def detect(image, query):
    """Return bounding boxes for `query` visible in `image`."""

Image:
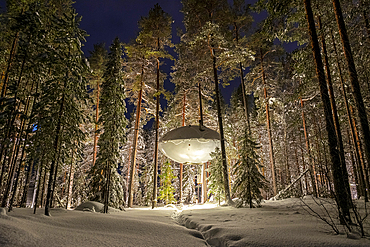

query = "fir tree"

[207,148,225,205]
[158,161,176,205]
[90,37,127,212]
[233,126,266,208]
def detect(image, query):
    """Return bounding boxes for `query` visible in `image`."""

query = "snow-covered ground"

[1,197,369,246]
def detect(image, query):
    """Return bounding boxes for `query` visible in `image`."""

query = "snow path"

[0,207,206,247]
[176,198,370,247]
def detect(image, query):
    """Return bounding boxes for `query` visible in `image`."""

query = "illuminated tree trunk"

[293,136,303,196]
[0,56,28,190]
[103,163,111,213]
[152,52,160,209]
[234,21,250,133]
[318,16,350,200]
[260,49,277,196]
[330,30,368,201]
[128,66,144,208]
[212,50,232,204]
[51,126,64,208]
[40,167,47,208]
[179,93,186,203]
[66,150,75,209]
[300,98,318,197]
[299,133,308,193]
[350,105,370,193]
[1,100,30,206]
[45,91,65,216]
[332,0,370,194]
[313,113,332,192]
[346,127,361,197]
[20,160,33,207]
[92,78,100,168]
[284,126,291,185]
[33,165,41,214]
[304,0,350,220]
[8,116,33,211]
[313,123,324,191]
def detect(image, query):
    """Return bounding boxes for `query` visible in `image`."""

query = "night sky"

[72,0,264,106]
[0,0,266,114]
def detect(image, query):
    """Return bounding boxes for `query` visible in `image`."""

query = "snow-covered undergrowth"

[74,201,121,213]
[1,198,369,247]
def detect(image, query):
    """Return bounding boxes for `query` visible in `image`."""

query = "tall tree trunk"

[92,78,100,168]
[300,98,318,197]
[45,92,65,216]
[103,163,111,214]
[234,22,250,133]
[347,127,361,197]
[20,159,33,207]
[332,0,370,191]
[284,125,291,185]
[179,92,186,203]
[350,105,370,192]
[8,159,23,211]
[260,49,277,196]
[313,121,324,192]
[33,165,41,214]
[0,58,28,189]
[152,53,160,209]
[240,62,250,133]
[1,130,22,207]
[318,16,351,201]
[212,50,232,204]
[304,0,351,221]
[50,127,64,208]
[128,65,144,208]
[293,135,303,196]
[8,120,32,211]
[66,149,75,209]
[299,133,309,193]
[1,32,19,98]
[6,80,35,209]
[40,166,47,208]
[330,30,368,201]
[314,112,332,193]
[198,82,204,126]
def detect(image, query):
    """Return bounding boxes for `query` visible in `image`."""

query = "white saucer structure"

[159,125,221,164]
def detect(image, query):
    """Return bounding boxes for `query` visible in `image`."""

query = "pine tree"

[127,3,173,208]
[90,37,127,212]
[88,43,108,169]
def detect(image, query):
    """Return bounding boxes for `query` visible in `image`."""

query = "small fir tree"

[233,126,266,208]
[207,148,225,205]
[158,161,176,205]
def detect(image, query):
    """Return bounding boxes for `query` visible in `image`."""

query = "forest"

[0,0,369,229]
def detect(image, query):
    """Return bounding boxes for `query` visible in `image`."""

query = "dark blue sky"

[0,0,269,113]
[74,0,185,53]
[73,0,263,106]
